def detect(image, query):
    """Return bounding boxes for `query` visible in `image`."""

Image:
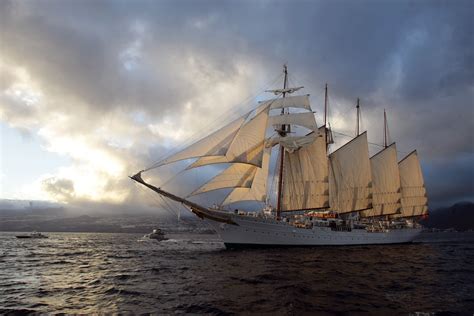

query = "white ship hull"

[205,214,422,248]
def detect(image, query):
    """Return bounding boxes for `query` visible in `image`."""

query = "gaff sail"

[360,143,401,217]
[328,132,373,214]
[396,150,428,217]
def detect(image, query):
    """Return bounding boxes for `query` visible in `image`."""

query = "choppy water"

[1,232,473,314]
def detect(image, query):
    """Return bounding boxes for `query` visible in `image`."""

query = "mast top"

[383,109,388,148]
[356,98,361,136]
[265,64,303,95]
[324,83,328,127]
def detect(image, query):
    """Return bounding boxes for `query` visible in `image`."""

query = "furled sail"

[221,147,272,205]
[282,127,329,211]
[268,112,317,131]
[157,112,250,166]
[265,86,304,95]
[189,163,257,196]
[328,132,372,213]
[266,134,318,152]
[360,143,401,217]
[397,150,428,217]
[259,95,311,111]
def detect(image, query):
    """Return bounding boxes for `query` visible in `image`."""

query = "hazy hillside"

[420,202,474,231]
[0,199,213,233]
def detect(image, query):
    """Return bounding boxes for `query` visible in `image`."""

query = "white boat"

[131,65,428,248]
[16,231,49,239]
[143,229,167,241]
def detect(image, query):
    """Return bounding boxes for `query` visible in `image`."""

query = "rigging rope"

[331,130,409,154]
[287,73,406,155]
[287,73,325,115]
[159,194,182,219]
[142,72,284,173]
[154,167,188,192]
[132,181,178,218]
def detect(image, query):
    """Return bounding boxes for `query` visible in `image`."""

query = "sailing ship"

[131,65,428,248]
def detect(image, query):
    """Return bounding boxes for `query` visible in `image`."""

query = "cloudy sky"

[0,0,472,212]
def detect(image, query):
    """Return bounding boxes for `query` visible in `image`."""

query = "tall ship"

[131,65,429,248]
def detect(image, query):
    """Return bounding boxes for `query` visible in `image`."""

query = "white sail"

[269,112,317,131]
[266,134,318,152]
[225,104,271,165]
[157,112,249,166]
[282,127,329,210]
[188,143,265,170]
[221,147,272,205]
[398,151,428,217]
[329,132,372,214]
[184,104,270,169]
[190,163,257,196]
[360,143,401,217]
[259,95,311,111]
[186,156,229,169]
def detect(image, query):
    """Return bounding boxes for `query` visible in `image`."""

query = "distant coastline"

[0,201,472,234]
[420,201,474,232]
[0,207,215,234]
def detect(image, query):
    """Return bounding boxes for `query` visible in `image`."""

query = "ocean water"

[1,232,473,314]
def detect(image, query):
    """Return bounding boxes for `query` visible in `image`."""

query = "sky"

[0,0,473,212]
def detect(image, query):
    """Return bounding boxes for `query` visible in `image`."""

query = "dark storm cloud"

[424,152,474,208]
[0,2,188,116]
[1,0,472,206]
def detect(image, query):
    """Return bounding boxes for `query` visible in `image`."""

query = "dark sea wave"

[0,232,473,314]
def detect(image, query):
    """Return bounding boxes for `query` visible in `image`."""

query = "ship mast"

[276,64,289,219]
[356,98,360,136]
[324,83,328,147]
[323,83,335,148]
[324,83,328,127]
[383,109,388,148]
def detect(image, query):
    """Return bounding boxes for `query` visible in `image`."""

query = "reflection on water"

[0,232,473,314]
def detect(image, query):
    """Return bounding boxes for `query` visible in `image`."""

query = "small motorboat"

[143,229,167,241]
[16,231,49,239]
